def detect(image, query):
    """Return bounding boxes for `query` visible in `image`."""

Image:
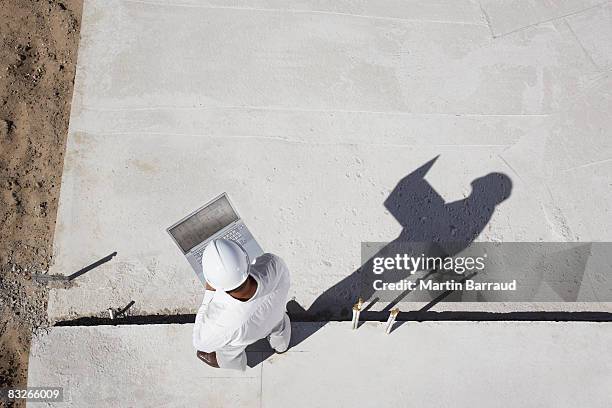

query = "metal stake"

[385,308,399,334]
[351,298,364,330]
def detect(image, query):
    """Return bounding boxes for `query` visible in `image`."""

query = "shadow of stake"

[32,252,118,283]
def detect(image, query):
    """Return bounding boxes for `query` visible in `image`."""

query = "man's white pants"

[216,313,291,370]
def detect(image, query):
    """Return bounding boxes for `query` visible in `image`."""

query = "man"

[193,239,291,370]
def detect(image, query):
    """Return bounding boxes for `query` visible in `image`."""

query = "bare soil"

[0,1,82,406]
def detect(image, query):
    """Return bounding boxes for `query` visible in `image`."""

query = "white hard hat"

[201,239,250,291]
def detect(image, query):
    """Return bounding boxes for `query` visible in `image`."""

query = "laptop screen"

[169,195,239,253]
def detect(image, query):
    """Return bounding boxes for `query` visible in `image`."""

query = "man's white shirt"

[193,253,290,354]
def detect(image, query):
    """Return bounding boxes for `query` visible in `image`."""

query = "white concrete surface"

[28,322,612,407]
[479,0,609,37]
[47,0,612,320]
[566,2,612,70]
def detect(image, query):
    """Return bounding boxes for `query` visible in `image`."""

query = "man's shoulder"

[251,253,289,291]
[254,253,288,274]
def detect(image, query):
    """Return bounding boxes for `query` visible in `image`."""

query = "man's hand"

[205,282,216,291]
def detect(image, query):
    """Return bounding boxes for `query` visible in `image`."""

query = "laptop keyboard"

[192,246,206,259]
[222,228,242,242]
[192,226,244,259]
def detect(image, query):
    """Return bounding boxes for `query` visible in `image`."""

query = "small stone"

[0,119,12,137]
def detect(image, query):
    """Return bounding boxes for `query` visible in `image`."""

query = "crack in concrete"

[562,158,612,172]
[73,130,514,148]
[543,184,575,241]
[491,0,612,39]
[497,154,525,183]
[477,0,495,38]
[79,104,557,117]
[123,0,489,27]
[564,18,600,70]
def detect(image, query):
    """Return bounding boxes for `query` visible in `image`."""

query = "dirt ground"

[0,0,82,405]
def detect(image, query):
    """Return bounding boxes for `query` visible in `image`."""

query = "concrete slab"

[47,0,612,321]
[27,324,261,407]
[479,0,607,37]
[28,322,612,407]
[566,2,612,70]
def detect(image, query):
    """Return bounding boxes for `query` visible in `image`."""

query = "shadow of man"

[302,155,513,319]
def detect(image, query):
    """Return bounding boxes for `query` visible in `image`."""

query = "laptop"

[167,193,264,285]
